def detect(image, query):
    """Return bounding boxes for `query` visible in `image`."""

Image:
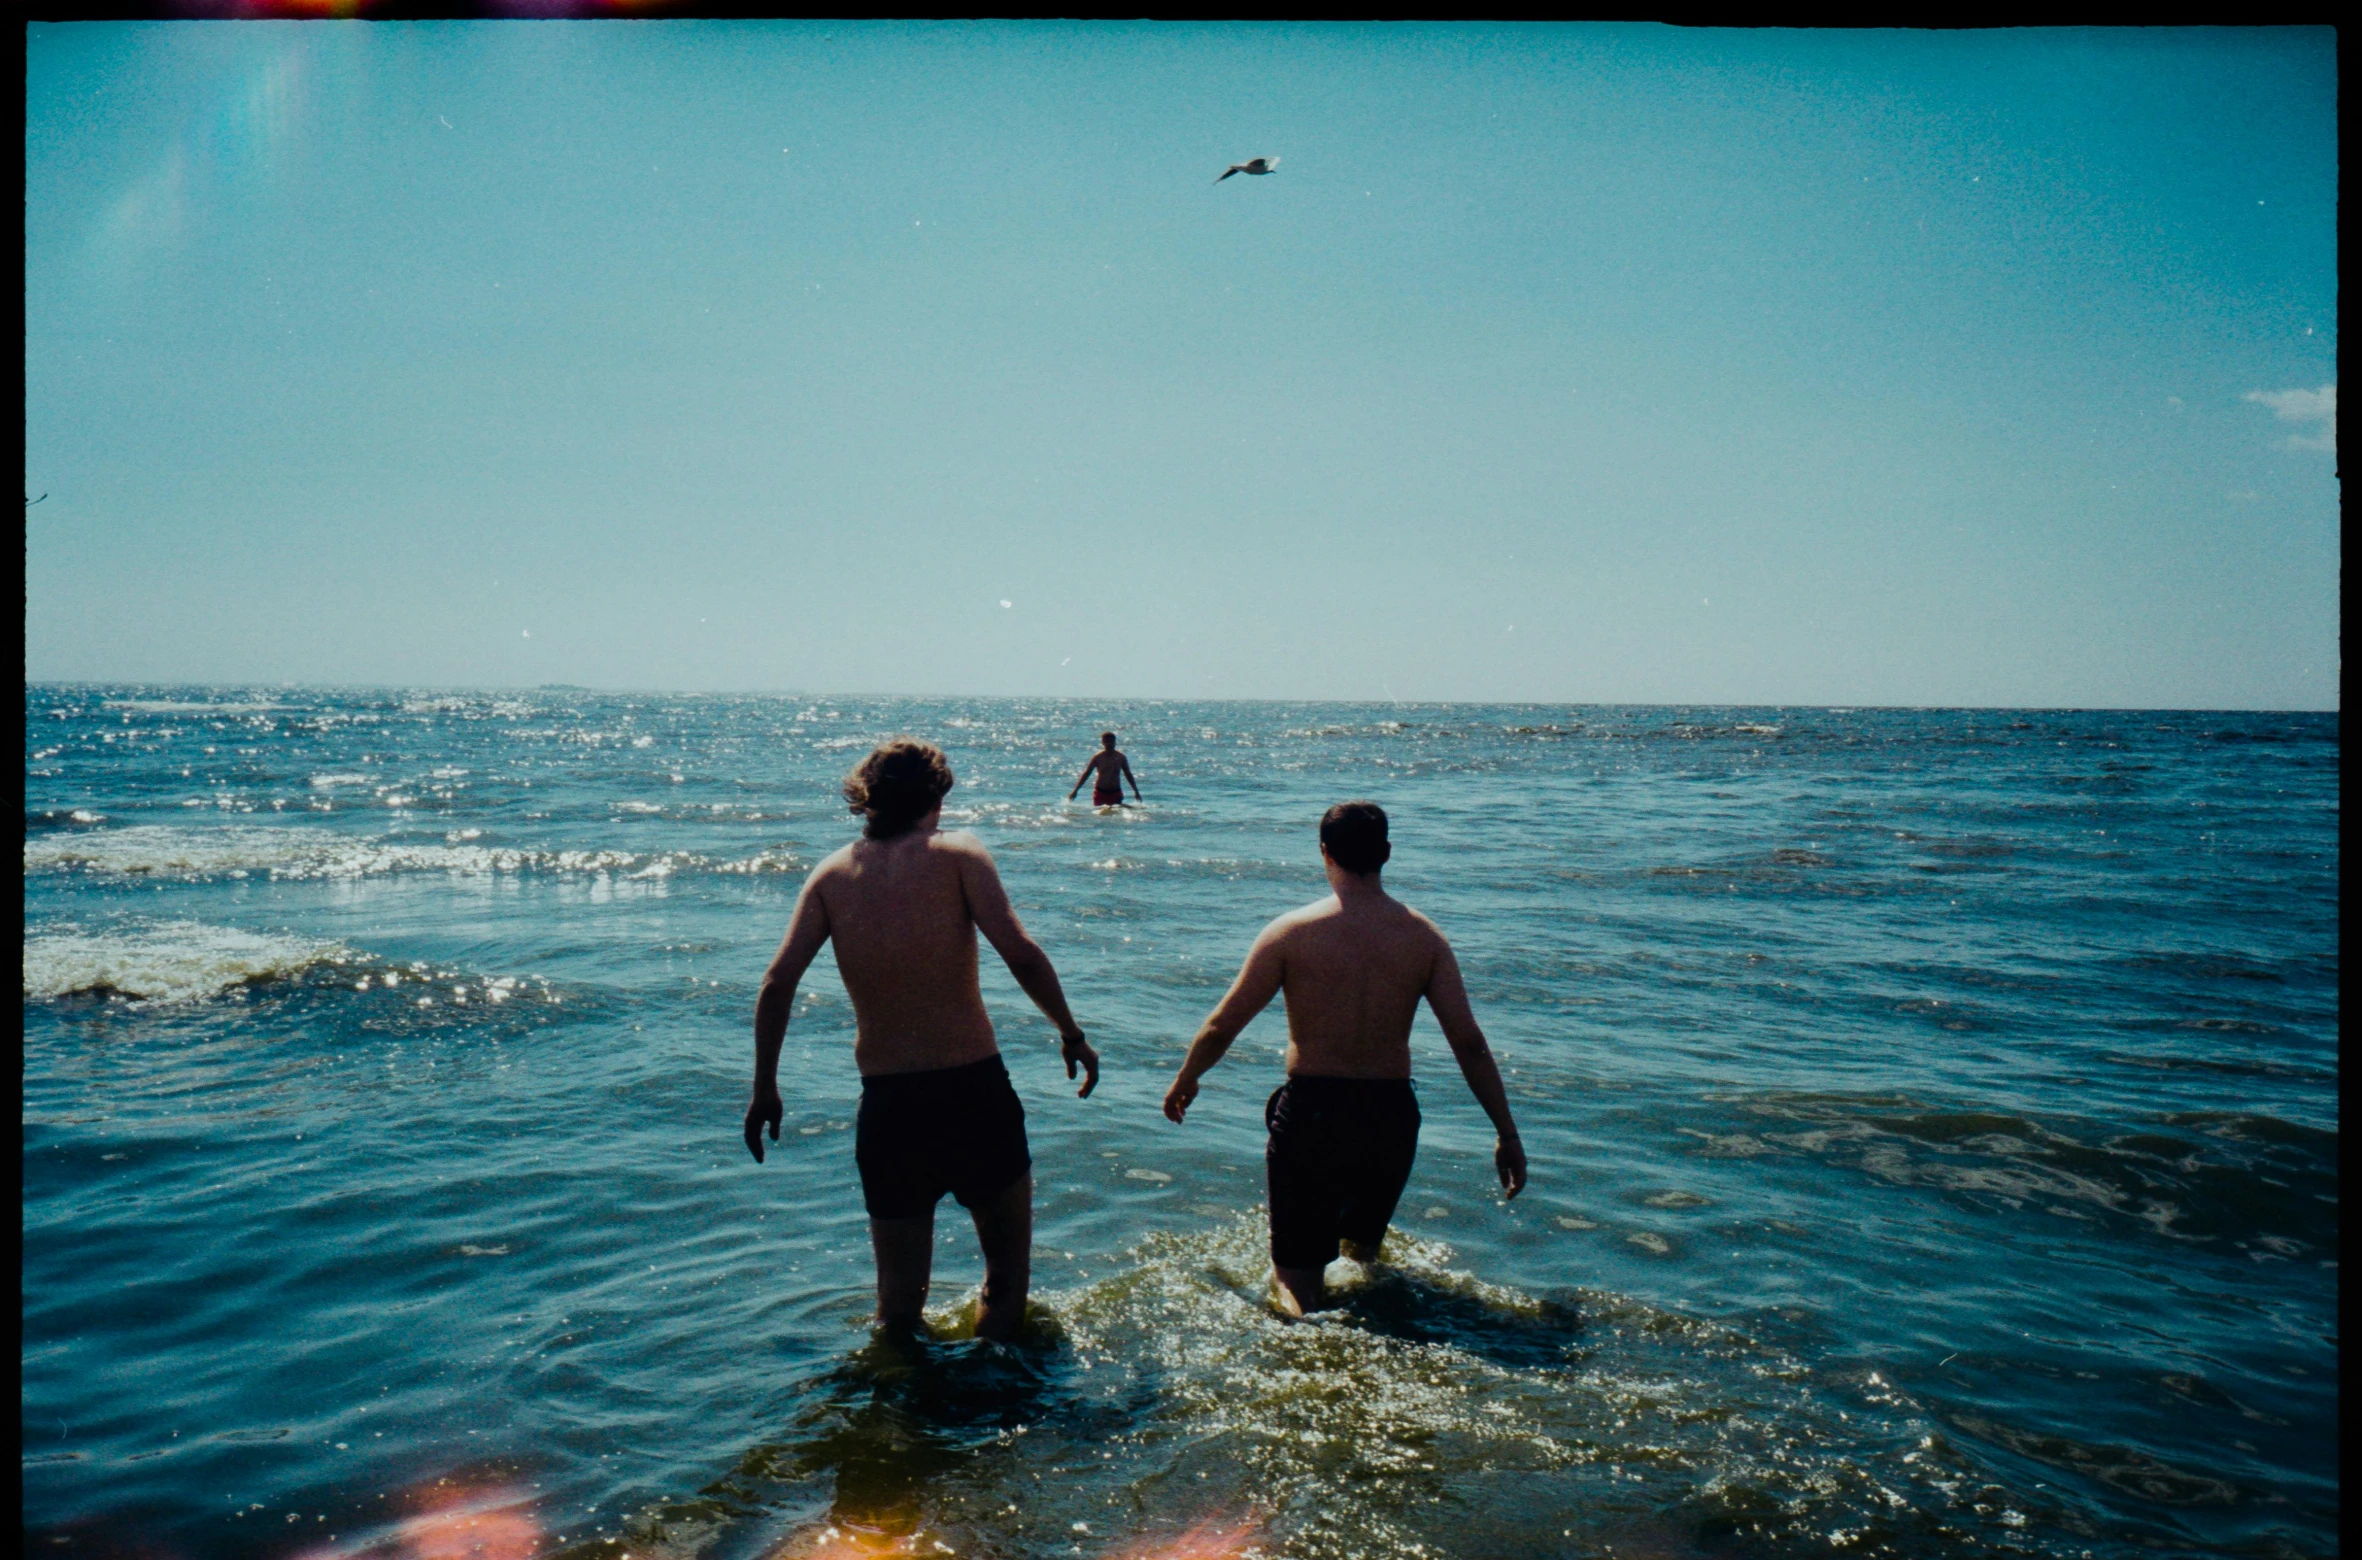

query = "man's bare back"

[747,818,1097,1104]
[1162,880,1509,1103]
[801,828,1006,1077]
[1247,893,1452,1080]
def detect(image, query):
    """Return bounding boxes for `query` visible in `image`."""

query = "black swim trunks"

[1264,1075,1420,1270]
[854,1054,1031,1220]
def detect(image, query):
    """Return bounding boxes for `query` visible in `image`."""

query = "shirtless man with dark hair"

[1069,732,1141,808]
[1162,801,1527,1316]
[745,738,1099,1342]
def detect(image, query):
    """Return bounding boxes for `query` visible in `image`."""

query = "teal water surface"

[22,689,2338,1559]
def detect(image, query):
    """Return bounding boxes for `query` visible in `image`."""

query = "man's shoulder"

[1351,893,1448,950]
[1264,895,1340,938]
[801,842,859,897]
[1396,900,1450,945]
[927,828,994,862]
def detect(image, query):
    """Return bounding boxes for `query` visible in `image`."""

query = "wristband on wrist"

[1061,1030,1087,1047]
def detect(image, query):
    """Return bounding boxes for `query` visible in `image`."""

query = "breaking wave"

[23,922,353,1004]
[22,824,803,881]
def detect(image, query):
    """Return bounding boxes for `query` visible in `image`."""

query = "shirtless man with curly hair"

[744,738,1098,1341]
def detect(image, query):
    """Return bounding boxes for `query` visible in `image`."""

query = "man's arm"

[1422,933,1528,1197]
[1162,926,1285,1123]
[959,839,1098,1097]
[1068,756,1100,800]
[1121,755,1143,799]
[745,872,833,1162]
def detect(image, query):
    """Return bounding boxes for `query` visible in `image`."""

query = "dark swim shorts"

[1093,787,1123,806]
[854,1055,1031,1220]
[1264,1075,1421,1270]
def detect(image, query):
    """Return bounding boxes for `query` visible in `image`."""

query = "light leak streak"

[288,1481,539,1560]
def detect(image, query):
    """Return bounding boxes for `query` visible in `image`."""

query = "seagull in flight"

[1216,156,1278,183]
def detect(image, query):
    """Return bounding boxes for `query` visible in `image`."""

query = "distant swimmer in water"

[745,738,1099,1342]
[1161,801,1527,1317]
[1069,731,1142,808]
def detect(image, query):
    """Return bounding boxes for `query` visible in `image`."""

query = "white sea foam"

[399,695,540,718]
[23,823,643,880]
[22,822,802,882]
[24,922,349,1003]
[104,700,284,715]
[715,848,804,875]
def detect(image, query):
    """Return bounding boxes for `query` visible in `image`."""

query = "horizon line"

[19,680,2342,716]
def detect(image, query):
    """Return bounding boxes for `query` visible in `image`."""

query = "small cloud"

[999,599,1012,609]
[2244,385,2335,453]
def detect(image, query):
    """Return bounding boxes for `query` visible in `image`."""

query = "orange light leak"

[393,1484,542,1560]
[769,1514,1260,1560]
[284,1484,540,1550]
[770,1524,926,1559]
[1102,1516,1264,1560]
[284,1483,541,1560]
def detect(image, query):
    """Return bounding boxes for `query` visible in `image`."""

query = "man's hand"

[1062,1033,1100,1098]
[1494,1134,1528,1199]
[744,1086,783,1163]
[1162,1072,1199,1124]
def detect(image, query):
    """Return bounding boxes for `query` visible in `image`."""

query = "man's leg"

[1271,1263,1327,1317]
[869,1213,935,1327]
[967,1173,1033,1342]
[1265,1083,1338,1317]
[1334,1089,1418,1274]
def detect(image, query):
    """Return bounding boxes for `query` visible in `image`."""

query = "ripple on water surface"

[518,1218,2142,1560]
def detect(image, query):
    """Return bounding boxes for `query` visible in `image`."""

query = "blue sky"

[24,23,2338,707]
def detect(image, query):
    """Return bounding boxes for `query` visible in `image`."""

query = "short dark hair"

[844,738,955,840]
[1319,801,1391,875]
[1100,731,1117,745]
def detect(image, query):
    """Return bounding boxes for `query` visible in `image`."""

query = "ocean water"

[22,688,2338,1560]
